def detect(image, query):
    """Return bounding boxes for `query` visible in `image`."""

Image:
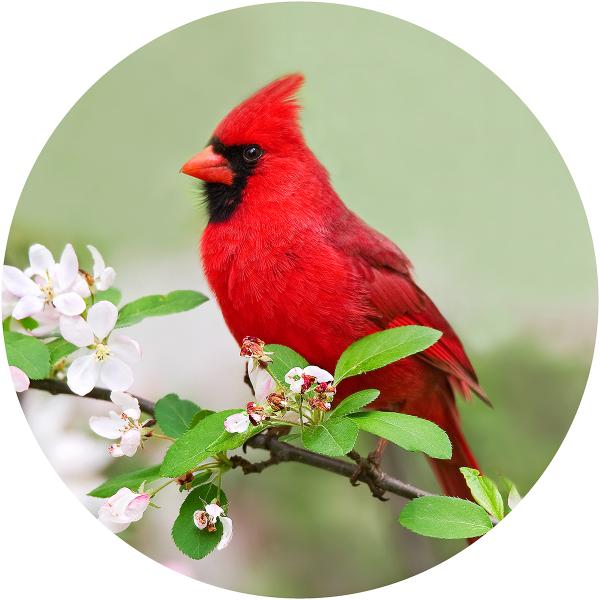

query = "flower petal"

[87,245,105,279]
[217,516,233,550]
[109,333,141,364]
[87,301,118,340]
[303,366,334,383]
[3,265,41,297]
[89,412,124,439]
[124,493,150,521]
[67,354,101,396]
[97,267,116,291]
[224,412,250,433]
[110,391,141,420]
[10,366,30,392]
[53,292,86,316]
[98,505,130,533]
[120,428,141,457]
[12,295,45,320]
[60,315,94,347]
[55,243,78,291]
[284,367,304,384]
[108,444,125,457]
[99,357,133,392]
[249,367,276,403]
[28,244,55,276]
[205,503,224,521]
[72,274,91,298]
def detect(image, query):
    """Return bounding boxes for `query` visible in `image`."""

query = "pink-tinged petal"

[205,503,224,521]
[89,411,124,439]
[87,301,118,340]
[217,517,233,550]
[12,295,45,320]
[224,412,250,433]
[30,306,60,336]
[108,444,124,457]
[97,267,116,291]
[99,357,133,392]
[3,265,41,297]
[193,510,208,530]
[124,493,150,521]
[72,274,91,298]
[59,315,94,347]
[55,243,78,291]
[28,244,55,276]
[289,380,303,394]
[53,292,86,316]
[87,245,106,279]
[249,367,276,402]
[2,288,19,317]
[67,354,101,396]
[10,366,30,392]
[303,366,333,383]
[109,333,141,364]
[110,391,141,420]
[120,428,141,457]
[98,505,130,533]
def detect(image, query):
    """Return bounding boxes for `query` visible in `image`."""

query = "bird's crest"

[214,73,305,148]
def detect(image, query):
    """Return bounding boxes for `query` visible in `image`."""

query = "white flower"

[60,301,141,396]
[87,245,116,291]
[247,360,276,402]
[193,503,233,550]
[89,391,143,457]
[3,243,89,320]
[284,365,333,393]
[98,487,150,533]
[10,366,30,392]
[224,412,251,434]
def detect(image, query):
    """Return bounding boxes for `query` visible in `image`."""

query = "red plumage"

[193,74,487,500]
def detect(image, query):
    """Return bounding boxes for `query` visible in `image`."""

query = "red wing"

[337,213,489,404]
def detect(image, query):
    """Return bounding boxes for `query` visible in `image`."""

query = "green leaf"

[88,464,163,498]
[46,337,78,363]
[301,417,359,456]
[172,484,228,559]
[19,317,39,330]
[350,411,451,459]
[334,326,442,384]
[2,317,10,332]
[399,496,493,539]
[264,344,309,387]
[328,389,380,419]
[115,290,209,328]
[94,287,122,305]
[160,410,240,477]
[189,409,215,429]
[460,467,505,520]
[155,394,201,438]
[4,331,50,379]
[278,432,302,445]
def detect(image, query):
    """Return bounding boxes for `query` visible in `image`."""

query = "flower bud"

[267,392,287,411]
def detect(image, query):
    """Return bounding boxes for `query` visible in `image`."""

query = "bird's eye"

[242,145,263,164]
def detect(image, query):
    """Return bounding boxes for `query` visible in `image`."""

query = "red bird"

[181,74,488,499]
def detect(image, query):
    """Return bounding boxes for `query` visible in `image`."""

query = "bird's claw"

[348,452,389,501]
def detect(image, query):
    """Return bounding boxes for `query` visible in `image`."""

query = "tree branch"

[26,378,432,501]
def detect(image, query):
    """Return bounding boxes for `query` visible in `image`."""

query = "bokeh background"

[5,3,597,597]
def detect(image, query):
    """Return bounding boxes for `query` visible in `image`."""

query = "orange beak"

[180,145,234,184]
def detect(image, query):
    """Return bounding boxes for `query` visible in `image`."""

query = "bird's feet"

[347,450,389,501]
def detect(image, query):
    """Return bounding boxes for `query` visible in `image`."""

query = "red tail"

[428,401,479,499]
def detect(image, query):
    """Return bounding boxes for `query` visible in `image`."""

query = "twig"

[25,379,432,501]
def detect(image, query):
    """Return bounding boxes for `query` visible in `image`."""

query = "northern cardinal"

[181,74,488,499]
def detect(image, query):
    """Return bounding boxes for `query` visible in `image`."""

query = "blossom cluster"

[224,336,336,434]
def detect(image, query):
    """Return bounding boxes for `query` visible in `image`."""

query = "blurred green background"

[8,3,597,597]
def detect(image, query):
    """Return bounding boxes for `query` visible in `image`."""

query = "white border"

[1,2,598,598]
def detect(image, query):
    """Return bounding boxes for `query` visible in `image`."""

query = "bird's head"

[181,74,318,222]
